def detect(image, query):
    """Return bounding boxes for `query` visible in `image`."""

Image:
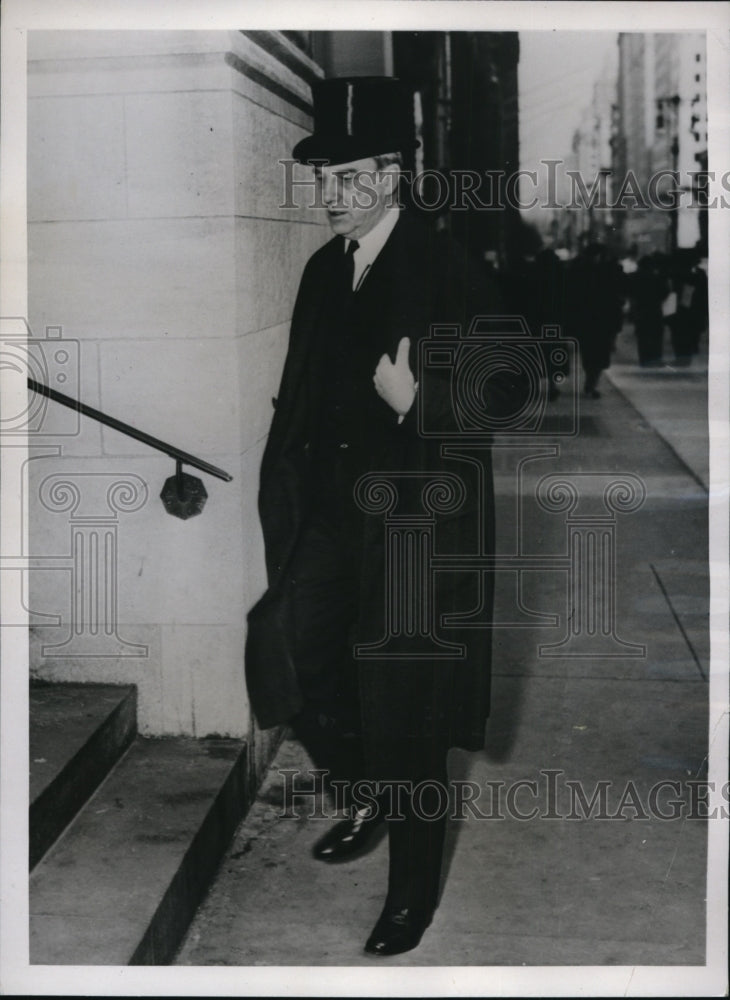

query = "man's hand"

[373,337,418,419]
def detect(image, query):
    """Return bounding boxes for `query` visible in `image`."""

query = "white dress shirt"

[345,208,401,291]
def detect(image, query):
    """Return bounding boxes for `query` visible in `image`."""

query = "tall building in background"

[613,32,707,255]
[566,61,617,249]
[431,32,521,262]
[521,39,619,256]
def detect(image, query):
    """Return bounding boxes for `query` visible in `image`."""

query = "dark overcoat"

[246,212,522,775]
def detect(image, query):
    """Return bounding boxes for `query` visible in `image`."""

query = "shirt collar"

[346,207,401,264]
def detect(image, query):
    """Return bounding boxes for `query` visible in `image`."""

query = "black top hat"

[292,76,418,164]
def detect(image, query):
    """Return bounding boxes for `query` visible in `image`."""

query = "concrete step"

[30,734,249,965]
[30,681,137,869]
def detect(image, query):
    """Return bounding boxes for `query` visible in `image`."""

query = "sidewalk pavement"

[176,335,711,974]
[604,323,709,491]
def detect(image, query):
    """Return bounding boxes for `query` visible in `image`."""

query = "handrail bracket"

[27,377,229,520]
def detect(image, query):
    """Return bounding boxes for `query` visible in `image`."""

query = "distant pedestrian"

[566,242,624,398]
[632,253,669,367]
[534,247,570,399]
[668,247,708,366]
[620,242,639,276]
[501,240,569,401]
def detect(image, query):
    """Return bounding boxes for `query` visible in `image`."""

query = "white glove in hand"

[373,336,418,421]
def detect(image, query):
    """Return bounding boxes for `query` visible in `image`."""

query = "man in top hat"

[246,76,521,956]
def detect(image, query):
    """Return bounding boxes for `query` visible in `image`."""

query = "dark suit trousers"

[287,510,364,793]
[287,508,448,915]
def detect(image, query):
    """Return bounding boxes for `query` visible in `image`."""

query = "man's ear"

[380,165,401,202]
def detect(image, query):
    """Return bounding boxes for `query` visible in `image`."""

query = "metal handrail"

[27,377,233,483]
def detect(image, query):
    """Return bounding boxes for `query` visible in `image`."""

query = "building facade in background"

[613,32,707,255]
[537,32,708,258]
[561,61,617,252]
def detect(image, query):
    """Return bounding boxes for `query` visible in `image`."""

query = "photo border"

[1,2,727,996]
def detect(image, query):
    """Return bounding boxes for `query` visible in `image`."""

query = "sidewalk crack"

[649,563,707,681]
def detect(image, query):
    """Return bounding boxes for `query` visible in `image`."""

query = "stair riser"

[130,745,249,965]
[30,688,137,869]
[31,736,250,966]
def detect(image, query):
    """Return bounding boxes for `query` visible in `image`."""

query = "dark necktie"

[344,239,359,292]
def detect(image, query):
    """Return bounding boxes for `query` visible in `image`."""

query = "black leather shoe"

[364,905,433,957]
[312,811,383,862]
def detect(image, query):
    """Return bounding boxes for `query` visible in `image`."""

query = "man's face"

[314,156,398,240]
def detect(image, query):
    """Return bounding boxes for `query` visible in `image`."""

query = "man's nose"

[322,176,336,205]
[321,174,337,205]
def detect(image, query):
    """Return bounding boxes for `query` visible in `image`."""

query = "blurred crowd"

[498,235,709,399]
